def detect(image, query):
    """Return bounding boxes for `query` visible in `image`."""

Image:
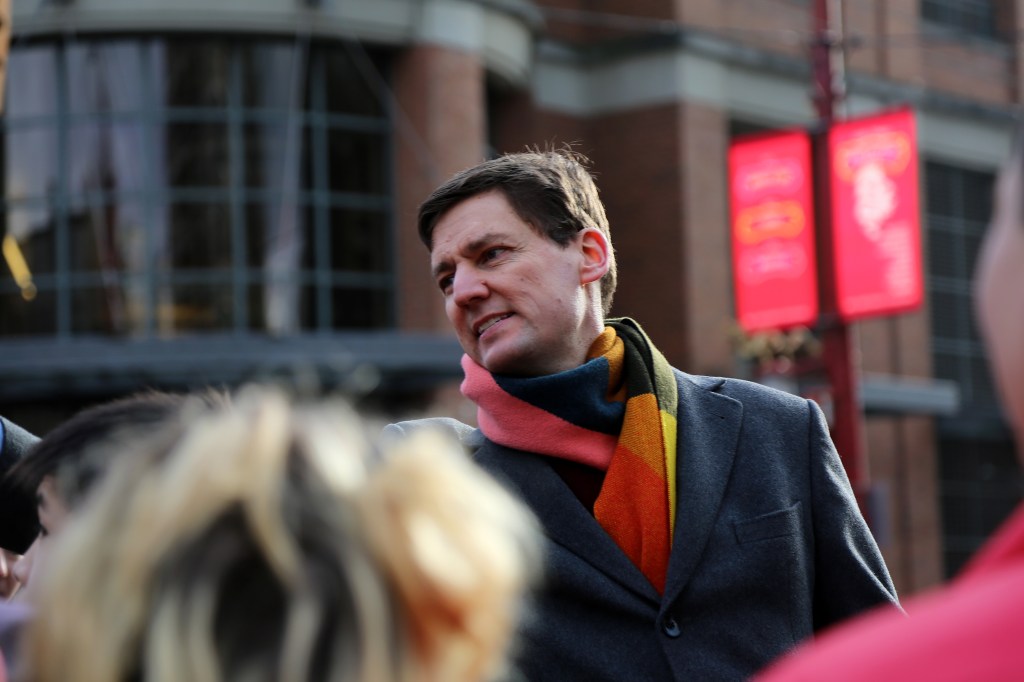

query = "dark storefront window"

[921,0,999,39]
[925,161,1020,577]
[1,37,394,338]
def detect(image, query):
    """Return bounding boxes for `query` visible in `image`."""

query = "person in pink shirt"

[756,132,1024,681]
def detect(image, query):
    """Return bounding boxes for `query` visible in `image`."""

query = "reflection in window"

[1,37,393,338]
[166,123,231,188]
[163,40,232,108]
[68,123,148,199]
[68,200,148,274]
[330,209,391,273]
[66,43,147,115]
[332,286,391,329]
[164,203,233,270]
[156,280,235,334]
[327,130,388,194]
[6,48,58,118]
[0,289,57,336]
[72,281,148,335]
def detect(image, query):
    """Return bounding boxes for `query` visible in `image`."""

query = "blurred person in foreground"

[20,386,542,682]
[756,132,1024,681]
[0,417,40,579]
[387,148,900,681]
[4,392,197,598]
[0,392,200,679]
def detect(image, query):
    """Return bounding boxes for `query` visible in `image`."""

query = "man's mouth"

[476,314,512,336]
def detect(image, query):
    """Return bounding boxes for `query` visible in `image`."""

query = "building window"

[1,37,394,338]
[921,0,999,39]
[925,160,1019,577]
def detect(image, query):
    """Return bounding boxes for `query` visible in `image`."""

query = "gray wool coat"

[387,369,900,682]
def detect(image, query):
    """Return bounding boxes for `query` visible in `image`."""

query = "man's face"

[976,155,1024,446]
[430,190,609,377]
[11,475,69,599]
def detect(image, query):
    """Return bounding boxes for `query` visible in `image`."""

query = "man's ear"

[578,227,611,285]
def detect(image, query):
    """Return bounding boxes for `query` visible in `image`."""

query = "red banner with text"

[829,108,922,321]
[729,130,819,333]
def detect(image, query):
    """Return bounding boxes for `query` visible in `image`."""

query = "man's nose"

[452,269,489,306]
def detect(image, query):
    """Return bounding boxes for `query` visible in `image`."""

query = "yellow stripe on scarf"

[592,320,679,594]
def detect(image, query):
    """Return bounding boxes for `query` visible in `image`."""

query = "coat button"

[662,615,681,638]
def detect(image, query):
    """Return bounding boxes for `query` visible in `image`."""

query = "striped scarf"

[461,317,678,594]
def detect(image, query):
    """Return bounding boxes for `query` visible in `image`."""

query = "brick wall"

[392,44,486,333]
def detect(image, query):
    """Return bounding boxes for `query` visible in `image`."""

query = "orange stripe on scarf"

[593,319,678,594]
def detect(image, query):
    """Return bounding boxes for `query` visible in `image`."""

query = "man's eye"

[482,247,505,262]
[438,275,453,293]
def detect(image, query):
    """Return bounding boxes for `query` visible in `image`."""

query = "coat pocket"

[732,501,802,544]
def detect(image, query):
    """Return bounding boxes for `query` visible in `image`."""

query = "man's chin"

[478,350,528,377]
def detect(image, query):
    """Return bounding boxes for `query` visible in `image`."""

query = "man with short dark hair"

[392,149,901,681]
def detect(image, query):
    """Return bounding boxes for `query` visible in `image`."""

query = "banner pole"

[811,0,868,501]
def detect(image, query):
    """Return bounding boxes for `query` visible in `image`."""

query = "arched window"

[1,37,394,338]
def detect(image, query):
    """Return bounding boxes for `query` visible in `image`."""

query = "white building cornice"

[11,0,540,85]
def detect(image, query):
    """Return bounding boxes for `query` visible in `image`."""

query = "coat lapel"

[663,371,742,605]
[472,370,742,607]
[474,440,661,605]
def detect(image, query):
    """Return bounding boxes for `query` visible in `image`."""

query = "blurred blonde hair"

[21,386,541,682]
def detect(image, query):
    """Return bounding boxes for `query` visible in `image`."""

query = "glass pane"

[327,130,387,194]
[165,122,229,188]
[68,123,148,199]
[331,286,391,329]
[301,125,320,190]
[3,207,57,275]
[927,230,959,280]
[0,286,57,335]
[162,203,232,270]
[245,202,311,270]
[932,351,962,385]
[71,282,148,335]
[963,171,994,223]
[6,47,58,119]
[926,163,955,217]
[320,47,384,117]
[969,356,999,409]
[154,280,234,333]
[244,122,305,189]
[930,290,963,340]
[67,200,148,274]
[163,40,231,108]
[6,127,58,202]
[248,282,314,334]
[329,209,390,273]
[241,43,298,110]
[66,42,147,115]
[964,232,985,280]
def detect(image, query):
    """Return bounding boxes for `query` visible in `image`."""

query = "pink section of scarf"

[460,354,618,470]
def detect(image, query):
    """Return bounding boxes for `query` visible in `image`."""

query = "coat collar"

[473,370,742,606]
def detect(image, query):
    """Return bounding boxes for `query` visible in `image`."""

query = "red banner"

[829,108,922,321]
[729,130,818,333]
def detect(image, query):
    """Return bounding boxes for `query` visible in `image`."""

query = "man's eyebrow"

[431,258,452,280]
[431,232,506,279]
